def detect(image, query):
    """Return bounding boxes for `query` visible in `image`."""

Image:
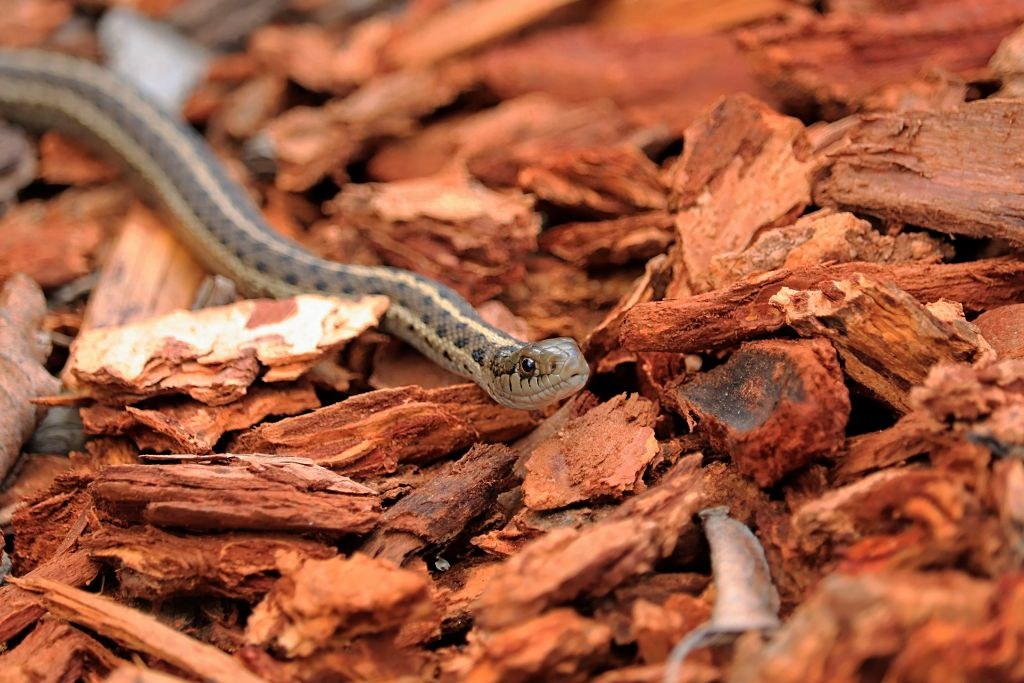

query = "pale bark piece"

[620,258,1024,354]
[665,94,814,295]
[540,212,675,268]
[105,666,194,683]
[473,27,782,133]
[84,525,338,601]
[325,171,540,304]
[7,576,264,683]
[975,304,1024,360]
[522,393,659,511]
[815,100,1024,243]
[383,0,584,68]
[66,294,389,405]
[461,609,612,683]
[0,620,127,681]
[80,203,208,332]
[769,275,992,413]
[364,443,518,566]
[706,209,949,290]
[0,275,61,481]
[728,572,1014,683]
[475,456,706,629]
[229,384,538,476]
[672,339,849,487]
[0,550,99,643]
[517,146,667,217]
[737,0,1024,116]
[80,382,321,454]
[88,455,380,537]
[245,554,436,657]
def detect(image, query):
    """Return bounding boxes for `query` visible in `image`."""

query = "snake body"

[0,49,589,409]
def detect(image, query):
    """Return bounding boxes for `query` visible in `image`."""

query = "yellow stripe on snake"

[0,48,589,409]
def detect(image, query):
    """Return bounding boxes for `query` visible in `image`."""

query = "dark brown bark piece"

[671,339,849,487]
[620,258,1024,354]
[814,100,1024,244]
[88,455,380,537]
[229,384,538,476]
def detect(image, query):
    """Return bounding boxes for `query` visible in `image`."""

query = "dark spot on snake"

[254,260,269,274]
[453,336,468,349]
[283,272,299,286]
[471,348,485,364]
[314,279,329,292]
[442,349,452,361]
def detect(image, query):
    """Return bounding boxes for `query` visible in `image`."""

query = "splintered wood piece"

[815,100,1024,244]
[769,275,992,413]
[665,94,813,295]
[325,170,540,303]
[81,203,208,332]
[737,0,1024,116]
[363,443,518,566]
[80,382,321,454]
[245,554,436,657]
[67,294,389,405]
[89,455,380,536]
[474,456,705,629]
[6,576,264,683]
[728,572,1000,683]
[383,0,584,68]
[84,525,337,602]
[517,146,667,217]
[706,209,949,290]
[671,339,849,487]
[619,258,1024,354]
[461,609,612,683]
[0,275,61,480]
[0,620,127,681]
[0,550,99,643]
[229,384,538,476]
[540,211,675,268]
[474,28,781,133]
[0,187,124,289]
[522,393,659,511]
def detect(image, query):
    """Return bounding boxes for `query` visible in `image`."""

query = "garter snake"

[0,48,589,409]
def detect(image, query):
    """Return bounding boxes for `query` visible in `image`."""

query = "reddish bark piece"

[0,620,127,681]
[11,472,94,573]
[364,444,518,565]
[473,27,781,133]
[66,295,388,405]
[815,100,1024,243]
[37,131,120,185]
[7,576,264,683]
[0,275,61,481]
[620,258,1024,354]
[523,393,659,510]
[0,550,98,643]
[84,525,337,601]
[461,609,612,683]
[770,275,992,413]
[517,146,667,217]
[245,554,436,657]
[475,456,706,629]
[971,304,1024,360]
[738,0,1024,117]
[540,211,675,268]
[80,383,321,454]
[728,572,1008,683]
[230,384,537,476]
[672,339,848,487]
[325,171,540,303]
[665,94,813,294]
[88,455,380,537]
[706,209,948,290]
[0,0,72,49]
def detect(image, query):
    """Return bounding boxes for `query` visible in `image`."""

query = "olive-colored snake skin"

[0,49,589,409]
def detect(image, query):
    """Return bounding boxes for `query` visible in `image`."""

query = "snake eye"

[518,357,536,376]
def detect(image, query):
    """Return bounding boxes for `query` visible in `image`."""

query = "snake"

[0,48,590,409]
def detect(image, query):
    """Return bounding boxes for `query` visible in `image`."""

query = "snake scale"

[0,48,590,409]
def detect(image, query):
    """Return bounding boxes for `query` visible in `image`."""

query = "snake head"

[486,337,590,409]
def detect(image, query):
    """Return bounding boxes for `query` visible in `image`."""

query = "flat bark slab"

[89,455,381,537]
[815,100,1024,244]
